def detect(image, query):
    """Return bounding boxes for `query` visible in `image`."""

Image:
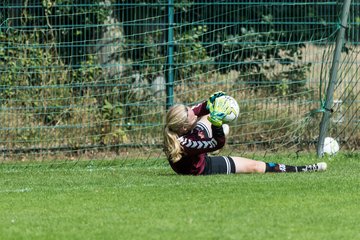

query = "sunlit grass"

[0,153,359,240]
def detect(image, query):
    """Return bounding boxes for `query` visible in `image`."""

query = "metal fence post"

[316,0,352,157]
[166,0,175,110]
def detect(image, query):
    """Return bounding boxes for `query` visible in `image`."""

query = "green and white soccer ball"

[323,137,340,155]
[214,95,240,123]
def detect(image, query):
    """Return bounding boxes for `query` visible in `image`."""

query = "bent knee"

[249,162,265,173]
[236,161,265,173]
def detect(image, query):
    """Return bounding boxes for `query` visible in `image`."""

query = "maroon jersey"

[168,102,226,175]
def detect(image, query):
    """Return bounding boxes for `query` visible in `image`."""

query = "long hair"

[163,104,190,163]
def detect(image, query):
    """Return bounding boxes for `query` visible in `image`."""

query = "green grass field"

[0,153,359,240]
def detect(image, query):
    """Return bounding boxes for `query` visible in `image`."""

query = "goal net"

[0,1,359,163]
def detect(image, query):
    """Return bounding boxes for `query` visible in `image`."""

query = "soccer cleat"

[317,162,327,171]
[302,162,327,172]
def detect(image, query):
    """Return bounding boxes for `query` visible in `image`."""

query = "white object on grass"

[222,124,230,136]
[323,137,339,155]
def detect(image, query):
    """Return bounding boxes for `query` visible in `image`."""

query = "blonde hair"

[163,104,191,163]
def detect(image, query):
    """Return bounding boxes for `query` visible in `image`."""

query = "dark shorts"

[203,156,236,175]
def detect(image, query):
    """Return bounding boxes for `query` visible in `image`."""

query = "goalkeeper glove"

[212,95,233,116]
[206,91,226,112]
[208,111,226,127]
[208,95,234,126]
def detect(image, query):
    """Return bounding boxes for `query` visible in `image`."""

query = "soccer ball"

[323,137,339,155]
[214,95,240,123]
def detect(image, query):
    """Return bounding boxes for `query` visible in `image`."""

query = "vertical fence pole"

[316,0,352,157]
[166,0,175,109]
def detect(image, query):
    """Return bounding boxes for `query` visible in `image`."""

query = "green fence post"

[166,0,174,110]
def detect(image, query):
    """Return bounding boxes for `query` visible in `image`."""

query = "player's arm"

[178,125,225,156]
[191,101,209,117]
[191,91,226,117]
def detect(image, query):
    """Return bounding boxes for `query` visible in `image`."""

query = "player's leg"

[231,156,266,173]
[203,156,327,175]
[231,156,327,173]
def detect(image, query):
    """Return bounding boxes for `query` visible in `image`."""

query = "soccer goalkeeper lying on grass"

[163,92,327,175]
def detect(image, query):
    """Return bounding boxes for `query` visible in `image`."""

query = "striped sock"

[265,162,299,173]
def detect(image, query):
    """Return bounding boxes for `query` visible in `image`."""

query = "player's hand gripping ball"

[206,91,226,112]
[212,95,240,123]
[208,111,226,127]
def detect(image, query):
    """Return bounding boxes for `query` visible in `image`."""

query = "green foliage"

[175,25,212,79]
[48,0,112,66]
[98,99,129,145]
[275,63,311,97]
[120,1,318,95]
[0,30,72,124]
[72,54,103,86]
[101,99,123,121]
[212,22,310,96]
